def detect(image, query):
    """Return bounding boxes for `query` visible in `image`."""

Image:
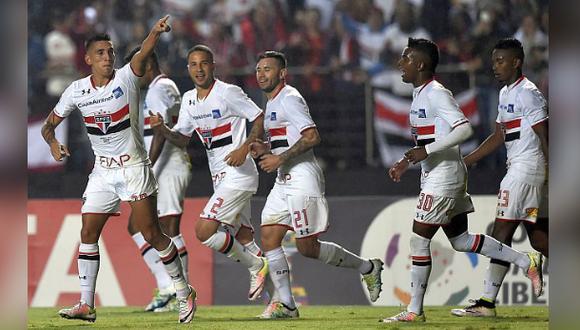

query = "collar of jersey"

[90,70,116,89]
[413,78,434,97]
[506,75,525,91]
[149,74,167,88]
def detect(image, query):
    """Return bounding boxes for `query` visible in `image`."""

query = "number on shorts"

[293,209,309,229]
[417,193,433,212]
[498,190,509,207]
[210,197,224,214]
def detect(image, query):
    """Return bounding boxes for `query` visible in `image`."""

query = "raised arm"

[130,15,171,77]
[41,111,70,161]
[259,127,320,173]
[464,122,504,166]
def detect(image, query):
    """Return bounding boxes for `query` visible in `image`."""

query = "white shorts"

[156,168,191,218]
[414,191,474,226]
[496,174,542,223]
[81,165,158,215]
[200,186,254,235]
[261,183,329,238]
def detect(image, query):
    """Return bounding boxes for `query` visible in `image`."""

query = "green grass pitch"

[28,305,548,329]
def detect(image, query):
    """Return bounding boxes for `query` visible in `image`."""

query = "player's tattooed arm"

[41,111,70,161]
[148,111,190,148]
[258,127,320,173]
[279,127,321,163]
[225,114,265,167]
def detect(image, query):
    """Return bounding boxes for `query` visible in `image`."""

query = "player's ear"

[84,53,92,66]
[513,57,522,70]
[279,67,287,80]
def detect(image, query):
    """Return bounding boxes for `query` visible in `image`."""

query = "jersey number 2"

[210,197,224,214]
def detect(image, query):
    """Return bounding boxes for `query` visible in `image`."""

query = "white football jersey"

[264,84,325,197]
[173,80,261,191]
[141,74,190,176]
[496,76,547,186]
[54,63,149,169]
[409,79,469,197]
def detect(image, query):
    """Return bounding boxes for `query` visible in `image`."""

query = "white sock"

[132,232,173,290]
[265,247,295,308]
[449,232,530,270]
[172,234,189,281]
[78,243,99,307]
[317,241,368,271]
[157,242,189,298]
[482,259,510,302]
[202,231,263,271]
[408,234,431,315]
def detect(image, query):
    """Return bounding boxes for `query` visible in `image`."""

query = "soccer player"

[381,38,543,323]
[123,47,192,312]
[250,51,384,319]
[149,44,269,302]
[41,16,197,324]
[451,38,548,317]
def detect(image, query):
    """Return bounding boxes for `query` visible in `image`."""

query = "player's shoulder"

[64,75,92,98]
[517,79,546,107]
[182,89,197,103]
[279,85,306,104]
[217,79,244,96]
[425,80,455,102]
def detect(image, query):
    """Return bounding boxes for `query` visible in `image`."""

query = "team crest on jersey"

[418,109,427,118]
[212,109,221,119]
[200,128,213,148]
[95,114,112,133]
[270,112,277,121]
[112,86,124,99]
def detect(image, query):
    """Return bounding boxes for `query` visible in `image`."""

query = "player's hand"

[259,154,283,173]
[224,146,248,167]
[49,141,70,161]
[152,15,171,34]
[249,140,271,159]
[404,146,427,164]
[148,111,164,128]
[388,158,409,182]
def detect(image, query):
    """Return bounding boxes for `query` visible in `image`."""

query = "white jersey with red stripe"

[496,76,547,186]
[141,74,190,175]
[410,79,469,197]
[265,84,324,197]
[54,63,149,169]
[173,79,262,191]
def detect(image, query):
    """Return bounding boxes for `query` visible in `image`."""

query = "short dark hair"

[85,33,112,51]
[257,51,287,69]
[123,46,159,68]
[186,44,215,62]
[407,37,439,72]
[494,38,525,62]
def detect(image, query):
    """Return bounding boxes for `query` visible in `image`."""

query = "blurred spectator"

[44,11,78,97]
[286,7,326,96]
[420,0,450,42]
[356,7,390,77]
[513,14,547,59]
[439,5,474,64]
[382,0,430,64]
[238,0,288,103]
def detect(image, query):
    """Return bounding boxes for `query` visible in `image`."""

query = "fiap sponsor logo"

[359,196,548,306]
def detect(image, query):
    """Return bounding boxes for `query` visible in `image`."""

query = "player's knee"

[80,228,98,243]
[296,238,319,259]
[235,227,253,245]
[410,233,431,254]
[448,231,473,252]
[195,220,216,242]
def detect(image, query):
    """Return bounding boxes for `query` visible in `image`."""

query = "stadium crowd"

[28,0,548,174]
